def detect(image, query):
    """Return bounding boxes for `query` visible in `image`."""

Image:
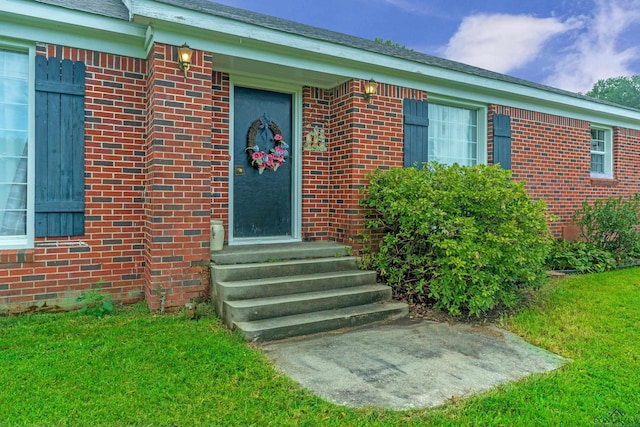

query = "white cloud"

[443,14,582,74]
[544,0,640,93]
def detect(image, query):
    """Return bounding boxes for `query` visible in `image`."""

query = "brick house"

[1,0,639,314]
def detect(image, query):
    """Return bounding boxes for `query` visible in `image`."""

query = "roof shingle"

[34,0,129,21]
[29,0,640,112]
[154,0,636,110]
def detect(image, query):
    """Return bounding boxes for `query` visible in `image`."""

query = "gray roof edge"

[151,0,639,114]
[33,0,130,21]
[30,0,640,114]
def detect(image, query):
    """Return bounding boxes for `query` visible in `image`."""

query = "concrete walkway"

[260,317,566,409]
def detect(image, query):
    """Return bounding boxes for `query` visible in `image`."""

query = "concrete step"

[216,270,377,302]
[210,242,408,341]
[211,241,350,265]
[211,256,361,283]
[235,302,409,342]
[225,284,392,323]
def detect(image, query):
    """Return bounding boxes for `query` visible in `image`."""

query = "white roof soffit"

[2,0,637,129]
[128,0,640,128]
[1,0,146,58]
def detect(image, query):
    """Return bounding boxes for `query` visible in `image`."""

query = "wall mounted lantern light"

[363,78,378,103]
[177,43,193,77]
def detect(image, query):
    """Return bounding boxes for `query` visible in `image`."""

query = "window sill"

[0,249,36,264]
[590,177,618,187]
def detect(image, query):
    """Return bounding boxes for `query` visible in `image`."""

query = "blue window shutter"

[493,113,512,170]
[35,56,85,237]
[403,99,429,167]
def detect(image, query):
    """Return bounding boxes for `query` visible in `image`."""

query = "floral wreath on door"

[245,115,289,174]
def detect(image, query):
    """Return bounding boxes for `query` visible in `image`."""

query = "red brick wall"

[143,43,213,310]
[211,72,231,238]
[490,105,640,236]
[2,42,639,314]
[302,87,331,241]
[0,44,147,314]
[611,127,640,194]
[0,42,218,314]
[328,79,427,252]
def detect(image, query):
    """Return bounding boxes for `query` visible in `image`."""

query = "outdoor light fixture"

[177,43,193,77]
[363,78,378,103]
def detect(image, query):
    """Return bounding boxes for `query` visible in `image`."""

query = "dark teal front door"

[233,86,293,239]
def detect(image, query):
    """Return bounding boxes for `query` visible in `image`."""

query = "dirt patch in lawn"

[394,289,521,326]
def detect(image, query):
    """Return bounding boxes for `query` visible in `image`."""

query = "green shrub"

[546,239,617,273]
[76,289,114,318]
[573,194,640,260]
[361,162,551,316]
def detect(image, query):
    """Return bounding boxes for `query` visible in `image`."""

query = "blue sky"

[210,0,640,94]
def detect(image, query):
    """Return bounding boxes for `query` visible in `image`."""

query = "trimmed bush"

[361,163,551,316]
[573,194,640,261]
[546,239,617,273]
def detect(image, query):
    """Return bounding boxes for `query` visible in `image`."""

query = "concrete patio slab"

[260,317,566,409]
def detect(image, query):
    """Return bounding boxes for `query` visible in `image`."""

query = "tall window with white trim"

[0,49,29,241]
[590,127,612,178]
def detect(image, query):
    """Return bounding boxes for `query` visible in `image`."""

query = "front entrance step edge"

[235,301,409,342]
[211,242,352,265]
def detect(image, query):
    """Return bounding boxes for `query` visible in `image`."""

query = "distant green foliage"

[76,288,113,318]
[361,163,551,316]
[373,37,413,51]
[546,239,617,273]
[586,75,640,109]
[573,194,640,261]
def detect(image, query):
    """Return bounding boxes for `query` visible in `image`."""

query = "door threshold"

[229,238,301,246]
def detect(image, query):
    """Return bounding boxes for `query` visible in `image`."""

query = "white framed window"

[0,46,33,249]
[425,97,487,166]
[590,126,613,178]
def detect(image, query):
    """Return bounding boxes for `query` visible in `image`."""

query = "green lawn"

[1,268,639,426]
